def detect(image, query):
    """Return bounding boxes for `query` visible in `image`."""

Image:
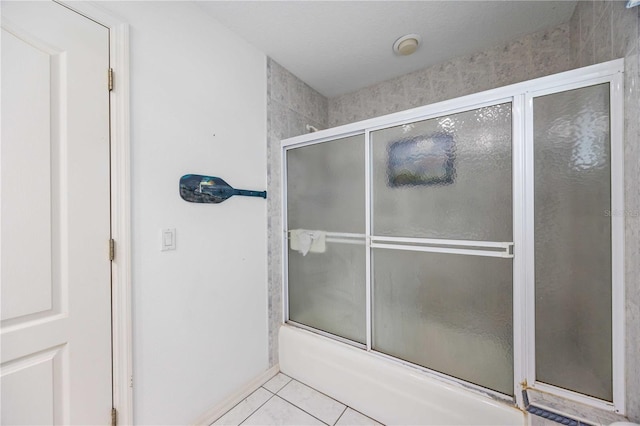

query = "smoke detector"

[393,34,421,56]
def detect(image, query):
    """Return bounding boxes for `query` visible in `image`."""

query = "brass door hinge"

[109,239,115,261]
[108,68,114,91]
[111,408,117,426]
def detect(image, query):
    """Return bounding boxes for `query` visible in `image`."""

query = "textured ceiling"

[198,1,577,98]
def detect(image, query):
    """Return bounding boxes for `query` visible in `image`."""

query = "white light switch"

[161,228,176,251]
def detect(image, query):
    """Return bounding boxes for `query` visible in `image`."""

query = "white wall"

[96,2,268,424]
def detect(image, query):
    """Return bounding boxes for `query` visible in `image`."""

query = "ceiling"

[198,1,577,98]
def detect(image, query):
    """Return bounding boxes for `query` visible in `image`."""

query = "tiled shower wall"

[327,23,572,127]
[569,0,640,421]
[266,59,328,365]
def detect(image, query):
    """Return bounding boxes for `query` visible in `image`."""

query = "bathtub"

[279,325,525,425]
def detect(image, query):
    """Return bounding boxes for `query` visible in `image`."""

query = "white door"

[1,1,112,424]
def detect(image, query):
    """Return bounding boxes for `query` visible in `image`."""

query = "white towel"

[290,229,326,256]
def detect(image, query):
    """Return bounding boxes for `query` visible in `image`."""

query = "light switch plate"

[161,228,176,251]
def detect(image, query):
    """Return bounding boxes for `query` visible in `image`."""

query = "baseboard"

[191,365,280,426]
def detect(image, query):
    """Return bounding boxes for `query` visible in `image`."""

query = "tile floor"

[212,373,384,426]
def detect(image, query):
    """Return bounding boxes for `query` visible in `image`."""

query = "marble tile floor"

[212,373,383,426]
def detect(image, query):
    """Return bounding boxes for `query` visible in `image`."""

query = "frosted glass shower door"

[532,83,613,402]
[286,134,366,344]
[280,61,624,411]
[370,103,514,396]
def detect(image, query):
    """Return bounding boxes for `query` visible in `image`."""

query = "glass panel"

[373,249,513,395]
[286,135,366,343]
[288,244,366,343]
[371,103,512,241]
[287,135,365,233]
[534,83,612,401]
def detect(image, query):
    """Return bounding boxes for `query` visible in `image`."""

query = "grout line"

[211,387,275,426]
[273,395,331,426]
[332,406,348,426]
[282,379,347,408]
[241,379,383,426]
[345,407,386,426]
[238,392,277,426]
[276,380,346,426]
[269,375,292,395]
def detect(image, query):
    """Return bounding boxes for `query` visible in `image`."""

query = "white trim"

[190,365,280,426]
[325,238,365,245]
[371,236,513,249]
[610,71,625,415]
[523,91,537,392]
[56,2,133,424]
[371,243,513,258]
[108,22,133,426]
[281,148,289,324]
[286,231,365,245]
[283,130,365,149]
[286,231,364,239]
[512,94,527,409]
[525,75,616,99]
[322,232,364,239]
[365,130,372,352]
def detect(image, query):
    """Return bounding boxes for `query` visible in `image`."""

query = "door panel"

[533,83,613,401]
[370,103,514,395]
[1,29,53,321]
[1,2,112,424]
[1,347,64,426]
[286,134,366,343]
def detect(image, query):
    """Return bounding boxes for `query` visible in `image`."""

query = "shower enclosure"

[280,60,625,418]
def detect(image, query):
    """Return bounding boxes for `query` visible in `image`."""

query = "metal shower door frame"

[280,59,625,413]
